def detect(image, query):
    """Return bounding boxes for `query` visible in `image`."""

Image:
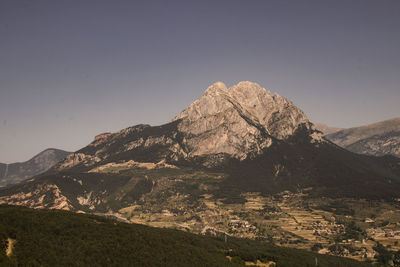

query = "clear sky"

[1,0,399,163]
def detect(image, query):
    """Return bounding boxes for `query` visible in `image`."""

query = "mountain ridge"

[0,148,71,187]
[326,117,400,157]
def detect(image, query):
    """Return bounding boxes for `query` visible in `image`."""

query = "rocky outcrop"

[93,133,112,146]
[57,153,101,170]
[0,183,72,210]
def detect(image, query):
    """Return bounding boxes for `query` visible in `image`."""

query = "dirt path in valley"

[6,238,15,257]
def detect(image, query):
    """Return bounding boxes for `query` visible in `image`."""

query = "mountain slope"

[0,149,71,187]
[326,117,400,157]
[0,205,371,267]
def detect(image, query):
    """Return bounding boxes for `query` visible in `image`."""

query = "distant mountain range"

[0,149,71,187]
[316,118,400,158]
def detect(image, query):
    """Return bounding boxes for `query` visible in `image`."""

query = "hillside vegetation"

[0,206,371,267]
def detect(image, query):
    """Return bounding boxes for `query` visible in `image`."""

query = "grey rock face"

[174,81,321,159]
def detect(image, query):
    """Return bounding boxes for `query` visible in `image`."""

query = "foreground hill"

[326,118,400,158]
[0,149,71,187]
[0,205,371,267]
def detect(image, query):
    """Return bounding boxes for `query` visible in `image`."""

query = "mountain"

[0,149,71,187]
[1,81,400,263]
[172,81,318,160]
[326,117,400,158]
[0,205,371,267]
[314,123,344,135]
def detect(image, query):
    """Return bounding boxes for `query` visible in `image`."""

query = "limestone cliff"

[174,81,321,159]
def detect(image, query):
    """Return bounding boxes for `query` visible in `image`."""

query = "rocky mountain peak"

[203,81,228,97]
[174,81,321,159]
[229,81,269,97]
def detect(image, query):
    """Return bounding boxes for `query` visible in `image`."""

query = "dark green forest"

[0,205,372,266]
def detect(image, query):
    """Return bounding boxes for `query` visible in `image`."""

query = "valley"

[115,171,400,263]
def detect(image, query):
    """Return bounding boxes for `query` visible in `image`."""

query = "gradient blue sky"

[1,0,399,163]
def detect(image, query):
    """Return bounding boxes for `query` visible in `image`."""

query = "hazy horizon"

[1,0,400,163]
